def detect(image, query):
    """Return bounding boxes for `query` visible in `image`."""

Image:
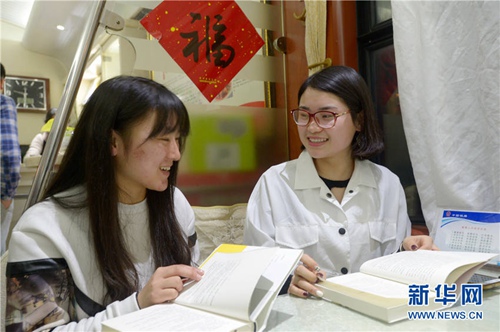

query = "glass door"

[78,0,288,206]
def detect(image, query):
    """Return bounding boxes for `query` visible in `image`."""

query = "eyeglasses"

[290,108,350,129]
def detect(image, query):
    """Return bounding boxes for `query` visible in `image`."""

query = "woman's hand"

[2,199,12,209]
[137,264,204,309]
[288,254,326,299]
[402,235,439,251]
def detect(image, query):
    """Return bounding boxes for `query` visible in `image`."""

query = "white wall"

[1,21,68,145]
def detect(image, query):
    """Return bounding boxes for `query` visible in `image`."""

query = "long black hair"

[298,66,384,159]
[43,76,192,304]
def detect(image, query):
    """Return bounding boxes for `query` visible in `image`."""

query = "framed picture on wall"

[3,75,50,112]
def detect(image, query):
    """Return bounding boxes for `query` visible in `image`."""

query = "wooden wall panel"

[326,0,358,70]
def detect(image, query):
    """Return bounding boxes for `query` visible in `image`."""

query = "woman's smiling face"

[112,112,181,204]
[297,87,359,161]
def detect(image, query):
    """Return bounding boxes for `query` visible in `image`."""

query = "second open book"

[316,250,498,323]
[102,244,302,332]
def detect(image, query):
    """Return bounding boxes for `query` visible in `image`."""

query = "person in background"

[243,66,437,299]
[5,76,203,331]
[0,63,21,255]
[24,107,56,158]
[24,107,75,159]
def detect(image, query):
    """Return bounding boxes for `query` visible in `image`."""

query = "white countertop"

[266,288,499,331]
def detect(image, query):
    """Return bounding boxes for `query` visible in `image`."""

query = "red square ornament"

[141,0,265,102]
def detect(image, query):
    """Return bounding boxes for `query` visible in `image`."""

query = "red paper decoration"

[141,0,265,102]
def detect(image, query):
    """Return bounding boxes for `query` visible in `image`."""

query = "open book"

[102,244,302,332]
[315,251,498,323]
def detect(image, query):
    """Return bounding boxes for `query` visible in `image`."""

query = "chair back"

[193,204,247,262]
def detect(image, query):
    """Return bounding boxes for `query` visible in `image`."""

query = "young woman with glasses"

[243,66,437,299]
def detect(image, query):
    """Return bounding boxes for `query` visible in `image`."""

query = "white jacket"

[244,151,411,277]
[24,132,48,158]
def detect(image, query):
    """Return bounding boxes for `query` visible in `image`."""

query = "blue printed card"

[434,210,499,265]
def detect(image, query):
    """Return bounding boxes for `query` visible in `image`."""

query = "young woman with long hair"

[5,76,203,331]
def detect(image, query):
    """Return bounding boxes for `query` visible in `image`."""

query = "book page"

[360,251,497,288]
[101,303,250,332]
[175,247,278,322]
[324,273,438,301]
[316,276,445,324]
[249,248,302,323]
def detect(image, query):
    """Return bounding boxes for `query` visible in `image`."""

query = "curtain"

[391,0,500,237]
[304,0,327,75]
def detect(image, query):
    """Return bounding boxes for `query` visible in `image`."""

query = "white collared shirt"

[244,151,411,277]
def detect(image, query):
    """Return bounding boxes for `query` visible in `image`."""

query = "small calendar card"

[434,210,499,265]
